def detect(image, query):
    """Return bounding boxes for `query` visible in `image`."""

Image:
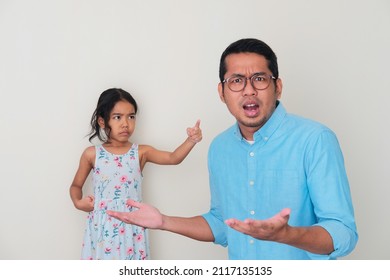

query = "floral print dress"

[81,144,149,260]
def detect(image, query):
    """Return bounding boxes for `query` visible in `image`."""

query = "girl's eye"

[113,116,121,120]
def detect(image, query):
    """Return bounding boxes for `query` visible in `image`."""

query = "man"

[108,38,358,259]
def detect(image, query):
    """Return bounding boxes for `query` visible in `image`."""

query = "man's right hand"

[107,199,163,229]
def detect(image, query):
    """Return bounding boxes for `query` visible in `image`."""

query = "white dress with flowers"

[81,144,149,260]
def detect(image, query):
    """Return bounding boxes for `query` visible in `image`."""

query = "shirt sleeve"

[202,142,228,247]
[305,128,358,258]
[202,212,228,247]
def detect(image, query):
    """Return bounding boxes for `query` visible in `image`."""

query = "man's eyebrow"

[231,71,267,77]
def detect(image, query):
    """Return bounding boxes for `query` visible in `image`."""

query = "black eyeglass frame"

[222,73,276,92]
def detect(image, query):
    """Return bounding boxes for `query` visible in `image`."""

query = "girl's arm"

[69,146,95,212]
[139,120,202,168]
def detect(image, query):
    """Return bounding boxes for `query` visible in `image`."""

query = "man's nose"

[242,78,257,96]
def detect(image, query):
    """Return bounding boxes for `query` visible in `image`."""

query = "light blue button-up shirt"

[203,102,358,259]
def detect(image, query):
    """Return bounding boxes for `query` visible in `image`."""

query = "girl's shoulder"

[84,145,97,153]
[81,145,97,162]
[137,144,154,155]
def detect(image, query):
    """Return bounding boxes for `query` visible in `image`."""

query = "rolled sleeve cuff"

[316,220,358,258]
[202,212,228,247]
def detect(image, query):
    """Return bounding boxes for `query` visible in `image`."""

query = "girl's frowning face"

[99,100,136,144]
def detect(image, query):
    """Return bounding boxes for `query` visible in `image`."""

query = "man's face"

[218,52,282,140]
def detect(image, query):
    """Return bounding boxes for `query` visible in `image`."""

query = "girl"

[69,88,202,260]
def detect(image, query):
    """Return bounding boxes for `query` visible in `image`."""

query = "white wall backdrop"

[0,0,389,259]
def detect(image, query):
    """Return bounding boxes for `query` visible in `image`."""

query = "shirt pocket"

[257,169,304,216]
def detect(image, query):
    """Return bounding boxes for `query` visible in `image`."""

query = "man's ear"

[275,78,283,99]
[218,82,226,103]
[98,117,105,128]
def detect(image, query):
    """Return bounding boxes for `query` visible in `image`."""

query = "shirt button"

[264,137,268,141]
[249,152,255,157]
[250,210,255,215]
[249,180,254,186]
[249,239,254,244]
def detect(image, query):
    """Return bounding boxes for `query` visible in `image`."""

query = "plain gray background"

[0,0,389,259]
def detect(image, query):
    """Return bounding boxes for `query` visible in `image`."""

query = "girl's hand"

[187,120,202,143]
[76,195,95,212]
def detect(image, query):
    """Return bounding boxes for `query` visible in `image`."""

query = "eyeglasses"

[222,73,276,92]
